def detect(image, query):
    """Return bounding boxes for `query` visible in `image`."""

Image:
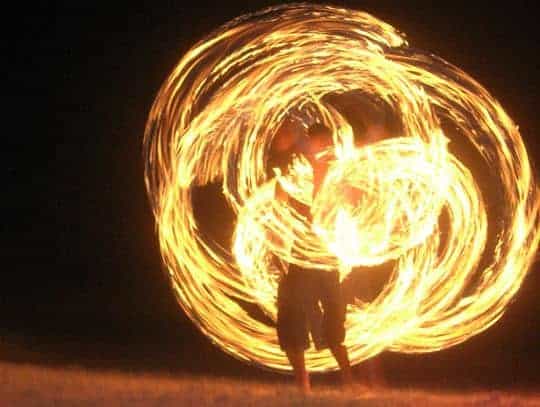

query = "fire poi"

[144,4,540,371]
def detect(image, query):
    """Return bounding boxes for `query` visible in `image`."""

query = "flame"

[144,4,540,371]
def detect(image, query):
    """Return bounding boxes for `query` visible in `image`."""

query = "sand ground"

[1,360,539,406]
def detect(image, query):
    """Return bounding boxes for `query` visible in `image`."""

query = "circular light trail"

[144,4,540,372]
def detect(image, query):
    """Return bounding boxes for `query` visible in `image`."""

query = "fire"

[143,4,540,371]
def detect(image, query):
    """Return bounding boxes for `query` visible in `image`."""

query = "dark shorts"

[277,265,346,351]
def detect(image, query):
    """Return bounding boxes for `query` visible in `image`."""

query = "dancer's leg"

[329,344,353,386]
[285,348,310,393]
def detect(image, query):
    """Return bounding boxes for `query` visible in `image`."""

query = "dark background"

[3,1,539,389]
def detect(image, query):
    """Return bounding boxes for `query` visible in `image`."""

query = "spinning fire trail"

[143,4,540,371]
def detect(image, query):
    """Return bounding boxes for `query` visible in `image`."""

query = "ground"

[1,361,539,407]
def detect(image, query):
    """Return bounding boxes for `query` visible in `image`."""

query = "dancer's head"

[306,123,333,157]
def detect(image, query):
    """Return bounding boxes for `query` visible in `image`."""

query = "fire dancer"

[273,123,353,393]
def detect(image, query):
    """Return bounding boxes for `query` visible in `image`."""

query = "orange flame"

[144,4,540,371]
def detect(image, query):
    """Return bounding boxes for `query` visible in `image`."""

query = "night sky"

[4,1,540,387]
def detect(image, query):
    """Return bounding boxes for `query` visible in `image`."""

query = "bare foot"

[297,377,311,395]
[301,382,311,395]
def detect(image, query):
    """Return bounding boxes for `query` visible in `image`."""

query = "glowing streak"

[144,4,540,371]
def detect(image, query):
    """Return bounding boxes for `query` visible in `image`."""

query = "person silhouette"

[272,123,352,393]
